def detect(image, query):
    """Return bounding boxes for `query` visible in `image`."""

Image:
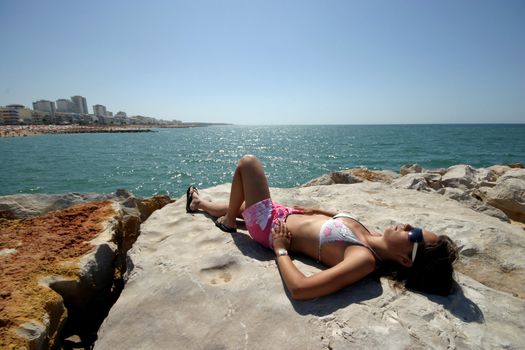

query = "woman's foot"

[186,186,200,213]
[215,215,237,233]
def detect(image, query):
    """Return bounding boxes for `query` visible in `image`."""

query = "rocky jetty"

[0,190,172,350]
[303,163,525,225]
[94,164,525,349]
[2,163,524,349]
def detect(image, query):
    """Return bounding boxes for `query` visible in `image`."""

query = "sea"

[0,124,524,198]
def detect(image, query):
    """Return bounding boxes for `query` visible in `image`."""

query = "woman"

[187,155,458,300]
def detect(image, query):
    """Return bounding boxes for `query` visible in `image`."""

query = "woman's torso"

[285,213,377,267]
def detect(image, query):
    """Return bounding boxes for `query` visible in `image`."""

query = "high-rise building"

[93,104,107,117]
[71,95,88,114]
[56,99,75,113]
[32,100,56,117]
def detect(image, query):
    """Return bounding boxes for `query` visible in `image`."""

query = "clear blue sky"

[1,0,524,124]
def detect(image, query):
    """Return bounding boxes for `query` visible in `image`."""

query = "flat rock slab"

[96,183,525,349]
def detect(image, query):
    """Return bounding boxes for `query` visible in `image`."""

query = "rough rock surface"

[302,168,399,186]
[400,163,422,175]
[304,163,525,224]
[95,183,525,350]
[478,169,525,222]
[0,201,118,350]
[0,192,115,219]
[0,191,172,350]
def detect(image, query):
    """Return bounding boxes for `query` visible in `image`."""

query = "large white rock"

[439,187,509,222]
[482,168,525,222]
[441,165,479,190]
[391,173,443,192]
[95,183,525,349]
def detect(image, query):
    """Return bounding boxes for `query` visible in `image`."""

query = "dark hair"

[375,235,459,296]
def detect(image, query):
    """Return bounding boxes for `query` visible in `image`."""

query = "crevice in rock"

[48,194,172,350]
[53,277,122,349]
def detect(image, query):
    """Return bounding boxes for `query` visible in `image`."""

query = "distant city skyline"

[1,0,524,124]
[30,95,113,117]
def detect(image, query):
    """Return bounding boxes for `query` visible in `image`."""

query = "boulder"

[391,173,442,192]
[302,168,399,187]
[438,187,509,222]
[302,171,362,187]
[475,168,497,183]
[0,200,119,350]
[424,167,448,175]
[0,192,173,350]
[487,165,512,177]
[482,169,525,222]
[95,183,525,349]
[0,193,114,219]
[399,163,422,175]
[441,165,478,190]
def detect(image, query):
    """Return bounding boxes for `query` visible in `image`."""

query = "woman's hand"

[272,220,291,252]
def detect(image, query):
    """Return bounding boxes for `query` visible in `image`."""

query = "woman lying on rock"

[186,155,458,300]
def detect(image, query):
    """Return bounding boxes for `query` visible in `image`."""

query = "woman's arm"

[272,221,376,300]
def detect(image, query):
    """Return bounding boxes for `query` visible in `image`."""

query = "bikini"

[319,214,382,263]
[242,200,382,265]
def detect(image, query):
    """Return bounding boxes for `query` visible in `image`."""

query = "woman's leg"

[189,195,234,218]
[191,155,270,228]
[219,155,271,228]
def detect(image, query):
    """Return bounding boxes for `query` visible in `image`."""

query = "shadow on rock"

[229,230,275,261]
[425,282,484,323]
[289,277,383,316]
[197,211,276,262]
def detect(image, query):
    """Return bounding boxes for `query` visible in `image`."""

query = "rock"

[482,169,525,222]
[392,173,431,192]
[0,190,169,221]
[135,195,173,222]
[391,173,442,192]
[350,168,399,183]
[302,168,399,187]
[424,168,448,175]
[0,192,114,219]
[475,168,497,183]
[302,171,362,186]
[0,191,173,350]
[487,165,512,177]
[95,183,525,350]
[0,200,118,350]
[441,165,479,190]
[439,187,509,222]
[400,163,422,175]
[499,168,525,182]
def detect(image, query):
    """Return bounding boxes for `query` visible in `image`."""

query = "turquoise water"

[1,124,524,197]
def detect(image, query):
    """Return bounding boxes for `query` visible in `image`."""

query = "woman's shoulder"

[342,245,377,270]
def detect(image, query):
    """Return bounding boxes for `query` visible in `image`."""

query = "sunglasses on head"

[408,227,424,262]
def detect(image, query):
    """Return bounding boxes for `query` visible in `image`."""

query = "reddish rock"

[0,201,116,350]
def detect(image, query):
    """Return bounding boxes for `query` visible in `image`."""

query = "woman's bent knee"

[238,154,260,168]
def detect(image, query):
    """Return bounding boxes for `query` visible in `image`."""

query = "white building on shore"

[71,95,88,114]
[93,104,107,117]
[56,99,76,113]
[32,100,56,118]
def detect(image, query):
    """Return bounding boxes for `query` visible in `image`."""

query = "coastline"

[0,123,232,138]
[0,124,190,138]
